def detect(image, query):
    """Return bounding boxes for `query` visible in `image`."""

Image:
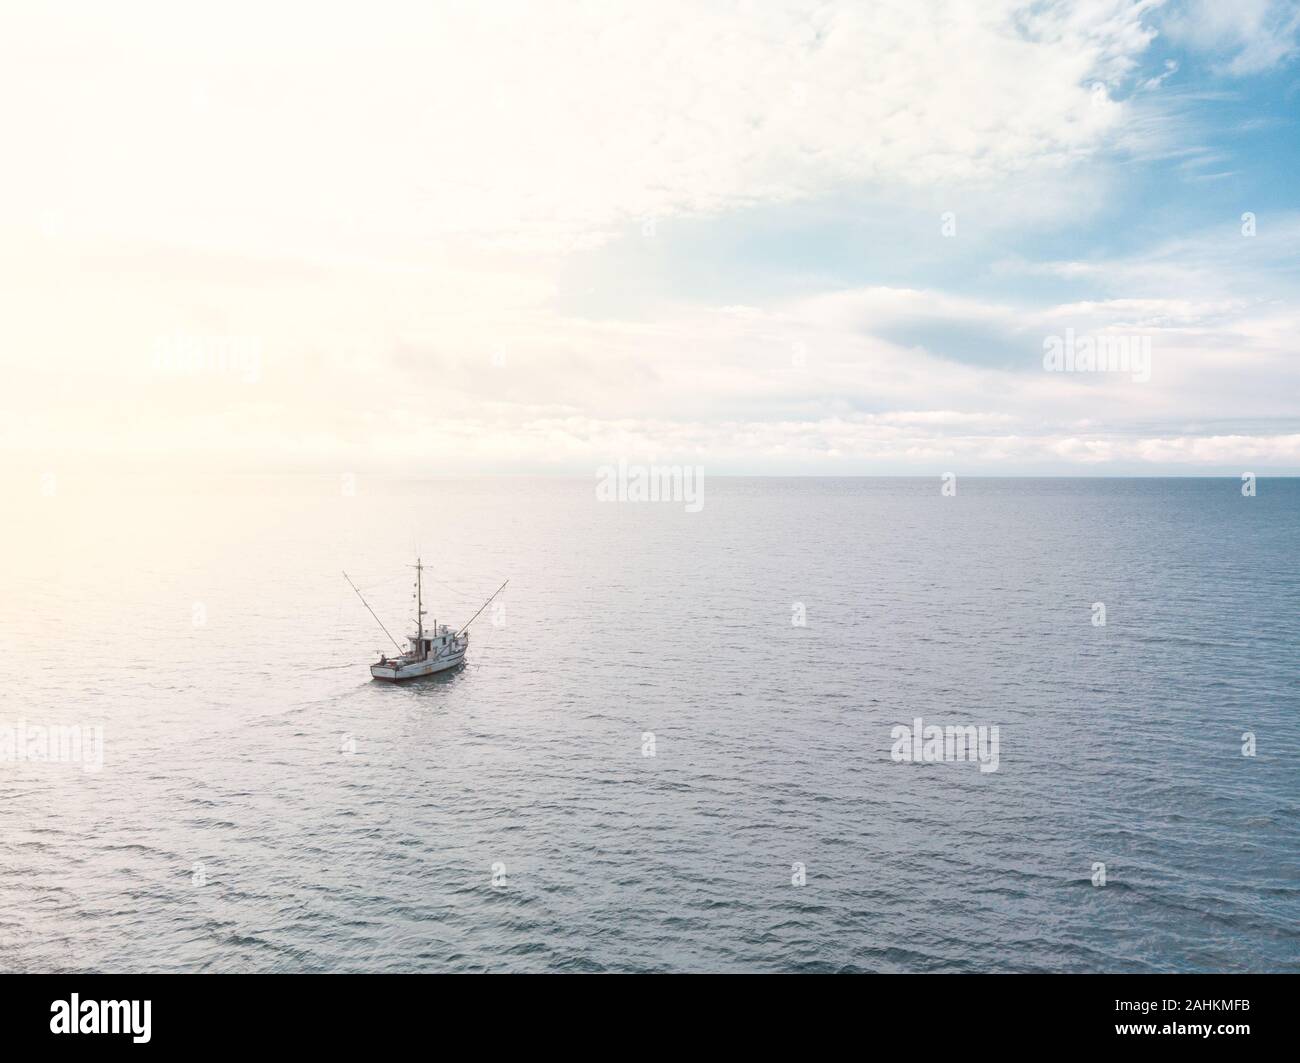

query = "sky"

[2,0,1299,475]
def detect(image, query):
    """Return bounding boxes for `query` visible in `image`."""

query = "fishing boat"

[344,560,507,681]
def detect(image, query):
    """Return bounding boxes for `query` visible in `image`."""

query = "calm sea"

[1,475,1297,972]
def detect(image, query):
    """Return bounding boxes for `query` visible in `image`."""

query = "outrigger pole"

[343,571,403,652]
[455,580,509,637]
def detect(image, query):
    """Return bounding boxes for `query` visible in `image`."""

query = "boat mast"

[415,557,424,643]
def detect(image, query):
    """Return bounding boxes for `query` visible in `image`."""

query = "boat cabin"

[410,624,458,659]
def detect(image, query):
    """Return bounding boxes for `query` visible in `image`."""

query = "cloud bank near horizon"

[2,0,1299,474]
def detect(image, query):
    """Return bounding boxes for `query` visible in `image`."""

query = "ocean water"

[1,475,1297,973]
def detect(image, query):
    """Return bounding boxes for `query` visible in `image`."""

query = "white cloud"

[1162,0,1300,75]
[2,1,1297,474]
[0,0,1159,252]
[7,256,1298,472]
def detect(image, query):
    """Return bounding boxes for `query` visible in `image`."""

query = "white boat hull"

[370,650,466,681]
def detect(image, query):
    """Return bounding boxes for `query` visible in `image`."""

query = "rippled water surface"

[1,475,1297,972]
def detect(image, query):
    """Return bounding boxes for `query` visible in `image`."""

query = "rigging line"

[426,571,507,595]
[424,578,477,597]
[338,571,407,592]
